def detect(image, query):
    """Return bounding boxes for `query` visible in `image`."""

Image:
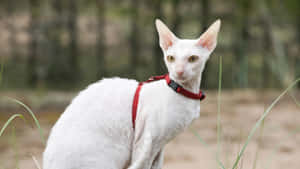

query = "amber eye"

[188,55,199,63]
[167,55,175,62]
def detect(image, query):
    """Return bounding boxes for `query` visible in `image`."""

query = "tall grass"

[0,101,45,168]
[0,113,25,169]
[290,93,300,107]
[11,126,19,169]
[0,60,45,168]
[251,119,265,169]
[191,55,226,169]
[7,98,46,145]
[0,114,26,137]
[31,155,42,169]
[192,55,300,169]
[231,78,300,169]
[0,98,45,144]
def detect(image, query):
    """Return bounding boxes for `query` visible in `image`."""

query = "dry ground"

[0,90,300,169]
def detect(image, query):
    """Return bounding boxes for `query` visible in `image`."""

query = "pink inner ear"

[166,40,173,49]
[162,34,174,50]
[197,33,214,50]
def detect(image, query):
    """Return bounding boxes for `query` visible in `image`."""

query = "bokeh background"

[0,0,300,168]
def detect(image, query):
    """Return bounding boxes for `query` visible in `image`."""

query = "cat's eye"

[188,55,199,63]
[167,55,175,62]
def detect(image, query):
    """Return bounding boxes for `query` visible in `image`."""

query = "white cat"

[43,19,221,169]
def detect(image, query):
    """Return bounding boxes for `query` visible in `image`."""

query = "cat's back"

[54,77,138,132]
[71,77,138,117]
[43,77,138,169]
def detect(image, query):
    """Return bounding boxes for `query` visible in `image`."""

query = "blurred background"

[0,0,299,89]
[0,0,300,168]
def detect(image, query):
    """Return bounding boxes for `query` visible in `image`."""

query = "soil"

[0,90,300,169]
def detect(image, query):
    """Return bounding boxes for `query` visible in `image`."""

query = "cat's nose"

[176,71,184,77]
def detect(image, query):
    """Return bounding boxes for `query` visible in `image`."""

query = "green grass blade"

[217,55,223,162]
[289,92,300,107]
[0,114,25,137]
[217,57,225,169]
[191,128,208,146]
[231,78,300,169]
[11,126,19,169]
[218,160,226,169]
[6,97,46,145]
[191,56,226,169]
[31,155,42,169]
[264,127,300,168]
[251,119,265,169]
[264,125,300,169]
[191,129,226,169]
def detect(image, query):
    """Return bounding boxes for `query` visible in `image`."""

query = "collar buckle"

[168,80,181,92]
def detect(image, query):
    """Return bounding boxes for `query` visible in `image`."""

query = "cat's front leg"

[128,118,163,169]
[128,131,154,169]
[150,149,164,169]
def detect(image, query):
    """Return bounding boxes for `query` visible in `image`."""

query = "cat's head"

[155,19,221,85]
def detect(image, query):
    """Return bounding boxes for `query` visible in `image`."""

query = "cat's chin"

[171,74,193,85]
[173,76,198,89]
[174,77,189,84]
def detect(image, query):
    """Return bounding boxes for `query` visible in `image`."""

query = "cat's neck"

[170,74,202,93]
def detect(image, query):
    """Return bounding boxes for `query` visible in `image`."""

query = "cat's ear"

[155,19,178,50]
[196,19,221,52]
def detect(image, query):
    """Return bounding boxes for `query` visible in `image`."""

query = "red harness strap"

[131,74,205,129]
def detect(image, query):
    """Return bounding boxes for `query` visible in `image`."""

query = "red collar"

[164,74,206,100]
[132,74,206,129]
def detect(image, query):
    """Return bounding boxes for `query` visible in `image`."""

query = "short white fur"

[43,19,221,169]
